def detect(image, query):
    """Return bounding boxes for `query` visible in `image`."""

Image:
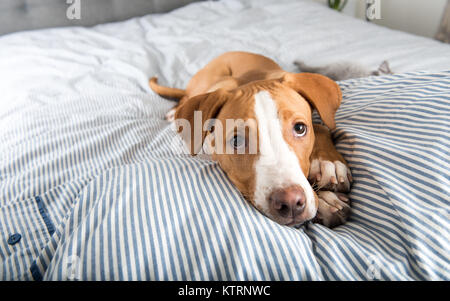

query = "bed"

[0,0,449,280]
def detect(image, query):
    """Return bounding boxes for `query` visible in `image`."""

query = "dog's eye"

[293,122,307,137]
[230,135,245,149]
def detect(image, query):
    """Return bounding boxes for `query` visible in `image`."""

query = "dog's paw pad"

[314,191,351,228]
[309,159,352,192]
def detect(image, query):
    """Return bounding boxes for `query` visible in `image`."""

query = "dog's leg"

[309,124,352,227]
[308,124,352,192]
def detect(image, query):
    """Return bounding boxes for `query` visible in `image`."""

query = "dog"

[149,51,352,228]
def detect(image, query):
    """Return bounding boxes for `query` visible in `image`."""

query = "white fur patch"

[253,91,316,218]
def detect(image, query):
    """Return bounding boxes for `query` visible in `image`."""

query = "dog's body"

[150,51,352,227]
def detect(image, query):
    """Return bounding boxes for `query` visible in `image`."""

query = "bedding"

[0,0,449,280]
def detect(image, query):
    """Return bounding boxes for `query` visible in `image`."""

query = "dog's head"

[175,73,342,226]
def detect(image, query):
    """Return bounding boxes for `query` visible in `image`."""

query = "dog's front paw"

[313,191,351,228]
[308,158,352,192]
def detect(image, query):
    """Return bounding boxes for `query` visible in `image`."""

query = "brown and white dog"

[149,51,352,228]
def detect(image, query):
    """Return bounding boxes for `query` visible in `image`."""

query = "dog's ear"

[281,72,342,129]
[174,89,229,155]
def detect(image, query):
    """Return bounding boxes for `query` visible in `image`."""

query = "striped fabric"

[1,68,449,280]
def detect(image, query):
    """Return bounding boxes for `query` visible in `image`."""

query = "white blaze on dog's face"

[252,90,317,225]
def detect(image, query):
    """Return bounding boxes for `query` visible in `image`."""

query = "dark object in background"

[327,0,348,12]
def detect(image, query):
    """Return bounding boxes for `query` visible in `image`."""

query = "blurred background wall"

[314,0,448,39]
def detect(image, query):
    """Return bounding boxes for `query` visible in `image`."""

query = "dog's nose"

[269,186,306,218]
